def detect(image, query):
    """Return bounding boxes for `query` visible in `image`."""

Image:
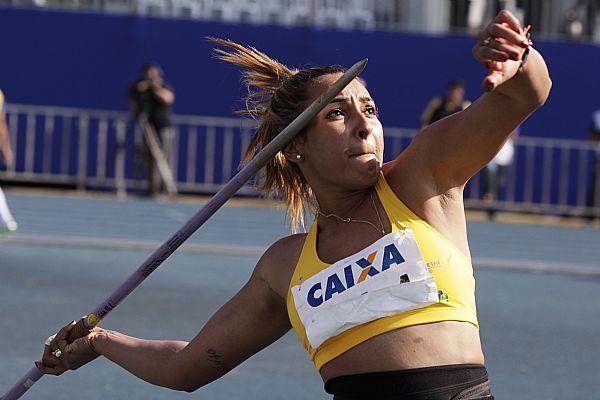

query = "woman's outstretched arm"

[402,10,551,188]
[39,240,292,392]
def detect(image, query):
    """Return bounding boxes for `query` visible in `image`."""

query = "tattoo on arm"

[206,348,230,374]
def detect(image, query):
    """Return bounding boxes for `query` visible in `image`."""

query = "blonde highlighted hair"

[210,37,345,232]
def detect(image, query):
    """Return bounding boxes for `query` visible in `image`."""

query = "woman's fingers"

[56,323,75,352]
[481,59,507,92]
[486,38,525,61]
[55,321,76,341]
[473,39,523,64]
[35,360,68,376]
[473,44,510,62]
[39,344,68,375]
[39,321,77,372]
[41,343,60,366]
[473,10,531,68]
[494,9,522,34]
[484,60,504,72]
[483,70,504,91]
[39,321,100,373]
[488,23,529,48]
[38,320,100,375]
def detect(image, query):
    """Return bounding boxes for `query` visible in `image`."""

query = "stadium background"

[1,1,600,399]
[0,7,598,139]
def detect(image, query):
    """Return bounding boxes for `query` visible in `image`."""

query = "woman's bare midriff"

[319,321,484,382]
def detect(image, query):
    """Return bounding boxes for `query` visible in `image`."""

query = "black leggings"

[324,364,494,400]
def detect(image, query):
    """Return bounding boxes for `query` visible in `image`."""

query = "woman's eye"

[365,106,378,116]
[327,109,345,118]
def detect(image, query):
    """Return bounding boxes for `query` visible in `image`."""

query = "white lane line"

[0,234,265,258]
[474,257,600,277]
[1,234,599,277]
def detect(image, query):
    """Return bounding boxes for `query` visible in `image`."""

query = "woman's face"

[297,73,384,191]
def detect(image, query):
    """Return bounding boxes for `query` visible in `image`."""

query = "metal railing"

[462,136,600,217]
[1,103,599,217]
[1,103,258,196]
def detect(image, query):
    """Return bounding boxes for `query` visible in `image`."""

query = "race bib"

[292,229,439,348]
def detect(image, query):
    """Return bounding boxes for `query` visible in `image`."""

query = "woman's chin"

[358,158,381,183]
[324,158,381,189]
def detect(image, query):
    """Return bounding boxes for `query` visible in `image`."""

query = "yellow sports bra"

[286,173,478,371]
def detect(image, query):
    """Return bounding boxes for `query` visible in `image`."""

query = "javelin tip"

[349,58,368,75]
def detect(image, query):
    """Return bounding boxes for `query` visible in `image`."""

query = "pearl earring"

[296,154,302,160]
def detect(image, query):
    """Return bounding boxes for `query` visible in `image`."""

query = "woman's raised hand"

[37,320,102,375]
[472,10,532,92]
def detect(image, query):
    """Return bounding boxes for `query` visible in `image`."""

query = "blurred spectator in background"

[588,109,600,220]
[128,62,175,196]
[0,88,18,232]
[421,79,471,128]
[481,127,518,220]
[562,6,586,40]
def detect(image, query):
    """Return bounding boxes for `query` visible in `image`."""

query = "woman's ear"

[283,138,305,164]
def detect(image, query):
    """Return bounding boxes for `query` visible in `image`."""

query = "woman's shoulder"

[255,233,308,298]
[262,233,307,264]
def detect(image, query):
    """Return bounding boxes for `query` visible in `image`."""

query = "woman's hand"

[37,321,103,375]
[472,10,533,92]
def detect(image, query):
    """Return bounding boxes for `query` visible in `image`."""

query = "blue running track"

[1,190,599,400]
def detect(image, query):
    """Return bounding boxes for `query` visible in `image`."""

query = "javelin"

[1,58,368,400]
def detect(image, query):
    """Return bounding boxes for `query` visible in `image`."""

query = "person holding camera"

[128,63,176,196]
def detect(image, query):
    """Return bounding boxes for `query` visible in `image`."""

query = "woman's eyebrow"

[329,96,374,104]
[330,97,349,104]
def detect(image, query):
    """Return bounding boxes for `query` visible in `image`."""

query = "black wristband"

[519,31,532,69]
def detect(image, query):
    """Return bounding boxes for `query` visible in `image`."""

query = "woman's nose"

[354,112,371,140]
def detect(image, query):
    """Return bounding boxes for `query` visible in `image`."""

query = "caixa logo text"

[307,243,407,307]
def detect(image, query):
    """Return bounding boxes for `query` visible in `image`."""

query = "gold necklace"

[317,190,386,237]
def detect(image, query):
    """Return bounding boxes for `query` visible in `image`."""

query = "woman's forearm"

[495,48,552,109]
[92,330,191,391]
